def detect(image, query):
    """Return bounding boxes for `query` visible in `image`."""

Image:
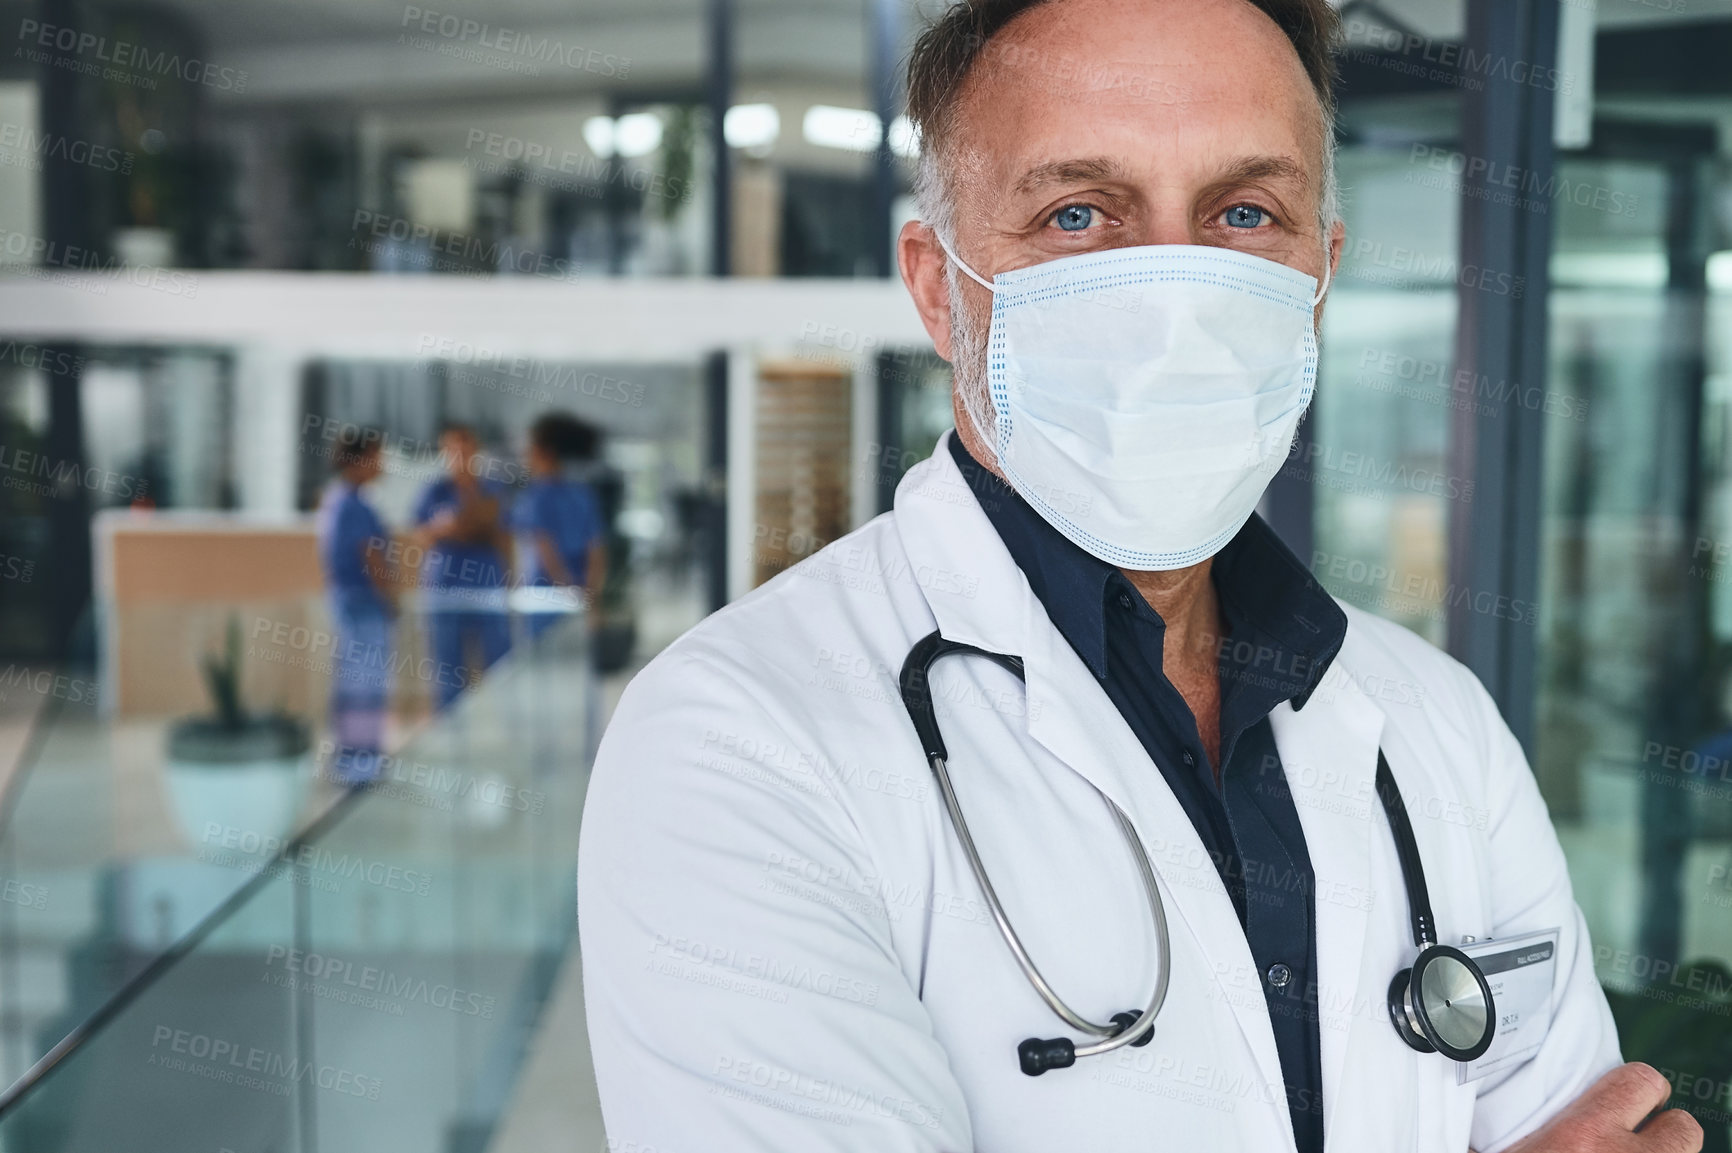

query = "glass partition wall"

[1313,98,1466,646]
[1533,10,1732,1143]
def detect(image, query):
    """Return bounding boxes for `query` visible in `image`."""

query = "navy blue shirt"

[949,435,1346,1153]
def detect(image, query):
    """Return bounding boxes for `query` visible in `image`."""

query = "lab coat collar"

[890,432,1034,660]
[892,433,1388,1152]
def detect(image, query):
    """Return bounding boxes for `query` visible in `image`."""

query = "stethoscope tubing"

[927,750,1171,1052]
[1078,803,1170,1057]
[900,629,1493,1068]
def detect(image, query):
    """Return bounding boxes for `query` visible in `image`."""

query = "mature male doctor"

[579,1,1703,1150]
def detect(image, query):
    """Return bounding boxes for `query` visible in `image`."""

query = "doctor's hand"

[1494,1063,1702,1153]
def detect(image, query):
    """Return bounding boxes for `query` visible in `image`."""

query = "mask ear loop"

[929,226,1003,457]
[1312,240,1334,307]
[933,228,998,294]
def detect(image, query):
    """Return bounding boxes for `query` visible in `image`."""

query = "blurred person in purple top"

[315,427,398,782]
[513,412,608,643]
[413,422,512,709]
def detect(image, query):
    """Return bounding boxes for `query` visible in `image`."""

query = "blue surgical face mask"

[938,235,1330,571]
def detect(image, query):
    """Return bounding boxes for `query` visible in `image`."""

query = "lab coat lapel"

[893,436,1293,1110]
[891,435,1152,813]
[1268,663,1385,1152]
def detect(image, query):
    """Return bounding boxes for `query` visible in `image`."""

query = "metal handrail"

[0,782,370,1115]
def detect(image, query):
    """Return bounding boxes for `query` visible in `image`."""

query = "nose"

[1126,216,1196,249]
[1128,204,1209,250]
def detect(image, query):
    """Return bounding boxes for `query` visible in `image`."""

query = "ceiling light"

[803,105,880,153]
[583,112,663,160]
[582,116,616,158]
[613,112,663,158]
[724,103,780,151]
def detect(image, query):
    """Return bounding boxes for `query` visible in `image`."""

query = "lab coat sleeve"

[578,648,975,1153]
[1465,678,1622,1152]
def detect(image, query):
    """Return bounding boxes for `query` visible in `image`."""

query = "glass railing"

[0,640,142,1092]
[0,607,592,1150]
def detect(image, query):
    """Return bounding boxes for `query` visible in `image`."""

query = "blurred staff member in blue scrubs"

[316,426,397,782]
[413,422,512,710]
[513,412,608,643]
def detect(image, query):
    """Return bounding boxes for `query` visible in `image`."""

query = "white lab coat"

[578,433,1620,1153]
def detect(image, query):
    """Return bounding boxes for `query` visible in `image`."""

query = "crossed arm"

[1479,1063,1700,1152]
[1459,672,1701,1153]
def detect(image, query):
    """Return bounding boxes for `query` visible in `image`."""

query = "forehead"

[950,0,1323,191]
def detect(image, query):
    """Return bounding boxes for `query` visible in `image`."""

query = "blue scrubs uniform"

[413,476,512,709]
[316,480,393,781]
[511,476,604,641]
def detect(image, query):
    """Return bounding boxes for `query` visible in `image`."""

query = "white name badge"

[1457,928,1560,1085]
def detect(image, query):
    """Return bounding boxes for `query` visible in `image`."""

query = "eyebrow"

[1012,157,1129,196]
[1009,153,1313,199]
[1212,155,1311,190]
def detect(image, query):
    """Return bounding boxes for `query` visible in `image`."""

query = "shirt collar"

[946,435,1116,675]
[946,434,1346,710]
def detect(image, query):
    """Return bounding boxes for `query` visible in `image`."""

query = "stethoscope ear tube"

[898,632,954,763]
[898,631,1023,764]
[1018,1010,1159,1076]
[900,632,1169,1077]
[1374,753,1437,951]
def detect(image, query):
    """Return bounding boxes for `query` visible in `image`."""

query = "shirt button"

[1182,751,1195,767]
[1266,963,1293,989]
[1117,592,1134,610]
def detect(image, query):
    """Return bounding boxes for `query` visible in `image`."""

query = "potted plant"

[164,616,313,852]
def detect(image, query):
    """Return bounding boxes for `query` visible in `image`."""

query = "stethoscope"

[898,630,1497,1077]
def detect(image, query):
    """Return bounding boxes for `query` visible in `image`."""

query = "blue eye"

[1225,205,1267,229]
[1053,205,1094,232]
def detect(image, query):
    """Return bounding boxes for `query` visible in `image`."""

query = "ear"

[1314,218,1346,322]
[898,219,955,362]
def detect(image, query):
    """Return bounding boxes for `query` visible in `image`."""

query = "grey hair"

[914,139,958,256]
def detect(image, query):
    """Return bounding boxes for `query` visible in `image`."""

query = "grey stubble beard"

[947,269,999,470]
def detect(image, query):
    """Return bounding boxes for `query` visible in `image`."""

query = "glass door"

[1534,10,1732,1144]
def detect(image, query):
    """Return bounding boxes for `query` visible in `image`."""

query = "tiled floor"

[486,945,605,1153]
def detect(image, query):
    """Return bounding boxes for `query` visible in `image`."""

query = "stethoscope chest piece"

[1387,944,1495,1062]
